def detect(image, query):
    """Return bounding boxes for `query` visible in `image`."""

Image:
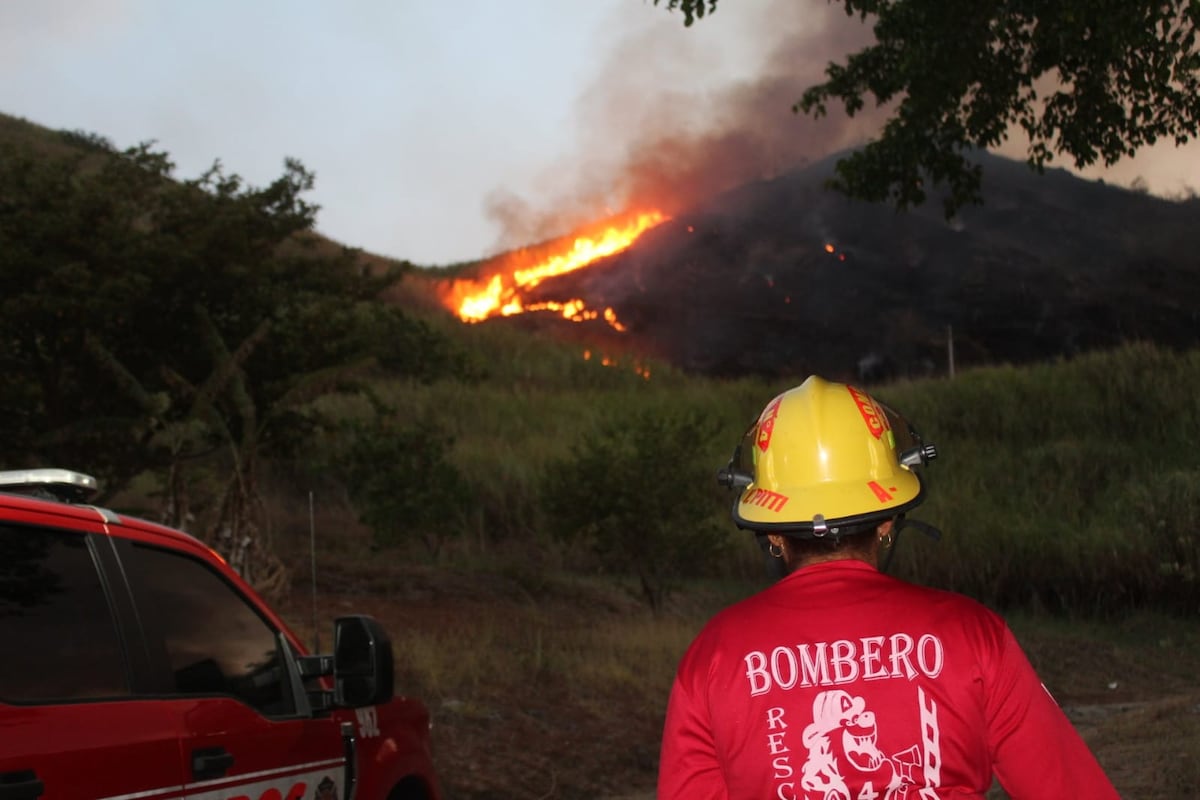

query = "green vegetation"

[3,113,1197,621]
[0,117,466,587]
[878,342,1200,615]
[334,412,471,559]
[542,401,730,610]
[363,340,1200,618]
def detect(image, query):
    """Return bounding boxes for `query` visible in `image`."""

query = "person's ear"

[876,519,895,549]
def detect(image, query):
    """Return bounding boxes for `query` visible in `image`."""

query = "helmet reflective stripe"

[731,376,925,535]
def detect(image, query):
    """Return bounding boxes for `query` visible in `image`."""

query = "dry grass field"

[279,557,1200,800]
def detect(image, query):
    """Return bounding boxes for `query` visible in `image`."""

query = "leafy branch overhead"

[656,0,1200,215]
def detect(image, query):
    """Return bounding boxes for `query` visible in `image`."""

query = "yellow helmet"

[720,376,936,537]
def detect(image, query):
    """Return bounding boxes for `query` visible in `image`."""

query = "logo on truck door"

[314,776,339,800]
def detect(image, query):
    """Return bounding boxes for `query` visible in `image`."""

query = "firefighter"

[657,376,1119,799]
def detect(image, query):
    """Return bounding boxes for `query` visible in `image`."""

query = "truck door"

[0,522,186,800]
[119,541,348,800]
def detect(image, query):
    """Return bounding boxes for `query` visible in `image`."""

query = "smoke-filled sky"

[3,1,1198,266]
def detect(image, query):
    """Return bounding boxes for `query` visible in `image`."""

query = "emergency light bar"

[0,468,100,503]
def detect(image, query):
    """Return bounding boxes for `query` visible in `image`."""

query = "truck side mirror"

[333,615,395,707]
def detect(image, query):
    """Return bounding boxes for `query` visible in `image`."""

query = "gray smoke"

[484,1,882,252]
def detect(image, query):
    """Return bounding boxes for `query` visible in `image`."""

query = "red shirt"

[658,560,1120,799]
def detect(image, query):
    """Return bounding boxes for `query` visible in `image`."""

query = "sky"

[3,1,1199,267]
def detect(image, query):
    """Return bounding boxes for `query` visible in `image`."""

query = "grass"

[260,381,1200,795]
[865,342,1200,615]
[106,275,1199,618]
[108,328,1200,797]
[183,337,1200,791]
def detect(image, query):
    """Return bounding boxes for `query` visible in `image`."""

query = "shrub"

[336,416,474,559]
[541,401,732,610]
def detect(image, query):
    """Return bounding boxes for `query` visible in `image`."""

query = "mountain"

[8,109,1194,383]
[494,150,1200,381]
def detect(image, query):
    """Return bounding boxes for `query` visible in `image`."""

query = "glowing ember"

[442,210,666,329]
[583,349,651,380]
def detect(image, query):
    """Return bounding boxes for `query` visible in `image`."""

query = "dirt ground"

[281,569,1200,800]
[433,626,1200,800]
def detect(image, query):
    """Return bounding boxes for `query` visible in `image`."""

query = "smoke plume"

[484,0,882,251]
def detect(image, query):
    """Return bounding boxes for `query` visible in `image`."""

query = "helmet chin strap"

[756,534,789,579]
[880,515,943,573]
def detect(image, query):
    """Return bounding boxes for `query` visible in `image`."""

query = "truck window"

[127,543,296,717]
[0,524,128,701]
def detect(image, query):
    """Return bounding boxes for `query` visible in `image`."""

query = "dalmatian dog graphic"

[799,689,925,800]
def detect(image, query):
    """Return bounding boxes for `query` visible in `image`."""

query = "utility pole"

[309,491,319,652]
[947,325,956,379]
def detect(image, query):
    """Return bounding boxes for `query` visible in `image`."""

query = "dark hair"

[783,520,877,562]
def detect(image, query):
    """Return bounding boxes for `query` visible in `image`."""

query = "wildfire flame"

[441,210,667,328]
[584,349,651,380]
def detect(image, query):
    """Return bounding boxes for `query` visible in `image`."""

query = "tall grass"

[285,336,1199,619]
[270,339,1200,798]
[362,351,780,560]
[878,342,1200,615]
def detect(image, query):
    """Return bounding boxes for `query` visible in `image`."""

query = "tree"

[0,130,465,589]
[541,403,730,611]
[656,0,1200,216]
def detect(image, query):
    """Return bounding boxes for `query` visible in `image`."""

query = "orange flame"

[441,210,666,328]
[583,349,651,380]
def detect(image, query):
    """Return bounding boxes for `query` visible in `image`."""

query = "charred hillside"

[511,150,1200,381]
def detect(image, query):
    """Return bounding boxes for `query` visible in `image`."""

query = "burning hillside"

[438,209,666,330]
[437,150,1200,382]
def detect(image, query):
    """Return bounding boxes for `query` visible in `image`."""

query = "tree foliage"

[335,414,474,559]
[0,131,463,580]
[656,0,1200,215]
[541,403,730,611]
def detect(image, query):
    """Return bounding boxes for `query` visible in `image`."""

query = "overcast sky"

[3,1,1198,267]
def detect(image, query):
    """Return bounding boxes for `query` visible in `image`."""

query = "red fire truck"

[0,468,441,800]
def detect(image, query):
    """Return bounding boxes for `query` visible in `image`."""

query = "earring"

[768,542,784,558]
[878,530,894,548]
